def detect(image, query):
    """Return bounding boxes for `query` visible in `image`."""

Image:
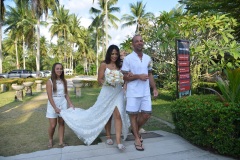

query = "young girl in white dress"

[60,45,130,151]
[46,63,74,148]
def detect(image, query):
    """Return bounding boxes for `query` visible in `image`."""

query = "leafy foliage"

[141,8,240,90]
[179,0,240,41]
[171,94,240,158]
[216,68,240,103]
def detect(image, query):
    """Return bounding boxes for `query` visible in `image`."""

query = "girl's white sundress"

[60,68,130,145]
[46,79,67,118]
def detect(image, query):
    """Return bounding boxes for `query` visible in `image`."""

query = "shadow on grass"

[0,92,42,112]
[0,95,100,157]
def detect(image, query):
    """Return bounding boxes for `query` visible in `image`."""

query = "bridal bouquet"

[105,70,124,87]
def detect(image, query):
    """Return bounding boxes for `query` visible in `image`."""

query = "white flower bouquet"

[104,70,124,87]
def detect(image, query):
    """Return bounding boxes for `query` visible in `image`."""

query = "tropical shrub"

[171,94,240,158]
[216,68,240,104]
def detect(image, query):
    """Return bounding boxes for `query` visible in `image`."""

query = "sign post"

[176,39,191,98]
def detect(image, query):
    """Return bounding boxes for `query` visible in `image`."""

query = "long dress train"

[60,68,130,145]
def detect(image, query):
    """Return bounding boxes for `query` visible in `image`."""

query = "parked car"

[39,71,46,77]
[0,69,37,78]
[43,70,51,77]
[64,68,73,75]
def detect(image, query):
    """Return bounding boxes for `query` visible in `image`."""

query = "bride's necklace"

[110,63,116,69]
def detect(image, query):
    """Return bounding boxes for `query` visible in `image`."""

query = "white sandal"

[106,139,114,145]
[117,144,126,151]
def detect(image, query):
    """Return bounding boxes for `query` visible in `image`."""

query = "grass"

[0,87,174,157]
[152,90,175,123]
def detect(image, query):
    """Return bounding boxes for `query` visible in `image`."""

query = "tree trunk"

[71,43,74,71]
[15,41,19,69]
[105,0,108,56]
[96,33,99,75]
[36,20,41,72]
[23,39,26,69]
[0,21,2,73]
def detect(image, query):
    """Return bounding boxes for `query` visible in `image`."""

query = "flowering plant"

[104,70,124,87]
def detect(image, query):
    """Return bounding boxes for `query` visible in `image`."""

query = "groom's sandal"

[134,143,144,151]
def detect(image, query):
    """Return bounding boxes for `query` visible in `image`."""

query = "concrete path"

[0,130,234,160]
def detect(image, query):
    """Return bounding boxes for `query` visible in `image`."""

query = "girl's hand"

[69,104,75,110]
[54,107,61,114]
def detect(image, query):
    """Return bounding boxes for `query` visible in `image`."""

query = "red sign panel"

[178,54,189,61]
[179,73,190,79]
[178,61,189,67]
[179,67,190,73]
[179,85,191,92]
[179,79,190,85]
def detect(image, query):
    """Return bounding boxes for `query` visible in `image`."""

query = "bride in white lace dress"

[60,45,130,150]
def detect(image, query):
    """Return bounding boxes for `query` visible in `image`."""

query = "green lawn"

[0,87,174,157]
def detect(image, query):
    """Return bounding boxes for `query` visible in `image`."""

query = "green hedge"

[171,94,240,158]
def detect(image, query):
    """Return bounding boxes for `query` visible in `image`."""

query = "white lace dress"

[46,79,67,118]
[60,68,130,145]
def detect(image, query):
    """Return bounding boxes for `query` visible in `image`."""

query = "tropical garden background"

[0,0,240,158]
[0,0,239,78]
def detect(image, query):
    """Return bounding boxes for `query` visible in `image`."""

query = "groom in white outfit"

[121,34,158,151]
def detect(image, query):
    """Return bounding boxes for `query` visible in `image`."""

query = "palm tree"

[0,0,6,73]
[4,1,36,69]
[90,0,120,59]
[121,1,154,34]
[3,32,20,70]
[89,14,104,74]
[49,5,72,68]
[68,14,86,71]
[17,0,59,73]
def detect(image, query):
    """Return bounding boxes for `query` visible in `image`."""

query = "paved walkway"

[0,78,236,160]
[0,130,234,160]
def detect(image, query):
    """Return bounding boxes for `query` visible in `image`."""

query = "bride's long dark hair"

[104,44,122,69]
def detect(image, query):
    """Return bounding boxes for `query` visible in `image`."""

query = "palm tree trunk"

[64,30,66,69]
[23,39,26,69]
[96,34,99,75]
[71,43,74,71]
[15,40,19,69]
[36,20,41,72]
[0,21,2,73]
[105,0,108,52]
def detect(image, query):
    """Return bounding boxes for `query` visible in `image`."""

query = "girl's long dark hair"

[104,44,122,69]
[51,63,68,94]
